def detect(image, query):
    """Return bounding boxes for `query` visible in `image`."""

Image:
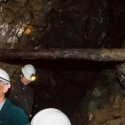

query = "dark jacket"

[0,98,29,125]
[8,79,33,117]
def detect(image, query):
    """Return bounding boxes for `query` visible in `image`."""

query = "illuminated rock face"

[0,0,125,125]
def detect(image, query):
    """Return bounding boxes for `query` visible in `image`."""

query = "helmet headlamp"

[30,74,36,81]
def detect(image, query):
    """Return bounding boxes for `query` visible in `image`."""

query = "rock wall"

[71,69,125,125]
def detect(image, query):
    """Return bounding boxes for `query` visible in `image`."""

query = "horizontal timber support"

[0,49,125,61]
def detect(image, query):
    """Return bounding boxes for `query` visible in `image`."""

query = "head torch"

[30,74,36,81]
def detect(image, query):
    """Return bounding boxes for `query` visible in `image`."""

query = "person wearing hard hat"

[0,68,29,125]
[31,108,71,125]
[8,64,36,118]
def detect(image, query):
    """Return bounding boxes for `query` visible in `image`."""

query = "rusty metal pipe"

[0,49,125,61]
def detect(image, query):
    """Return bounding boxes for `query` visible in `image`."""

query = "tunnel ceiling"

[0,0,124,50]
[0,0,124,71]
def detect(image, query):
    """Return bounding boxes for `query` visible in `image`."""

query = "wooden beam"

[0,49,125,61]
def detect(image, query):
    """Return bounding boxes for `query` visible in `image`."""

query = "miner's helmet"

[30,108,71,125]
[0,68,11,88]
[21,64,36,81]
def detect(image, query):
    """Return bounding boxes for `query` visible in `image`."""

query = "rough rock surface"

[0,0,125,125]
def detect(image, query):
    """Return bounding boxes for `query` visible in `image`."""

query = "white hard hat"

[21,64,36,81]
[0,68,10,88]
[31,108,71,125]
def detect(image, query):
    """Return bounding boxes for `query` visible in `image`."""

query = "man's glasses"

[0,80,8,85]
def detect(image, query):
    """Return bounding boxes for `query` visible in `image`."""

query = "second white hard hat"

[21,64,36,81]
[0,68,10,88]
[31,108,71,125]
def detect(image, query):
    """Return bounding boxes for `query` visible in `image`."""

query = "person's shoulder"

[11,103,25,114]
[6,99,24,114]
[5,99,29,124]
[10,103,29,124]
[11,104,26,117]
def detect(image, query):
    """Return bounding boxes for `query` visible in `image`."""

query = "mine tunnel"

[0,0,125,125]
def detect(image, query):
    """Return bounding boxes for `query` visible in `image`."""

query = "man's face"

[0,81,8,102]
[21,76,31,85]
